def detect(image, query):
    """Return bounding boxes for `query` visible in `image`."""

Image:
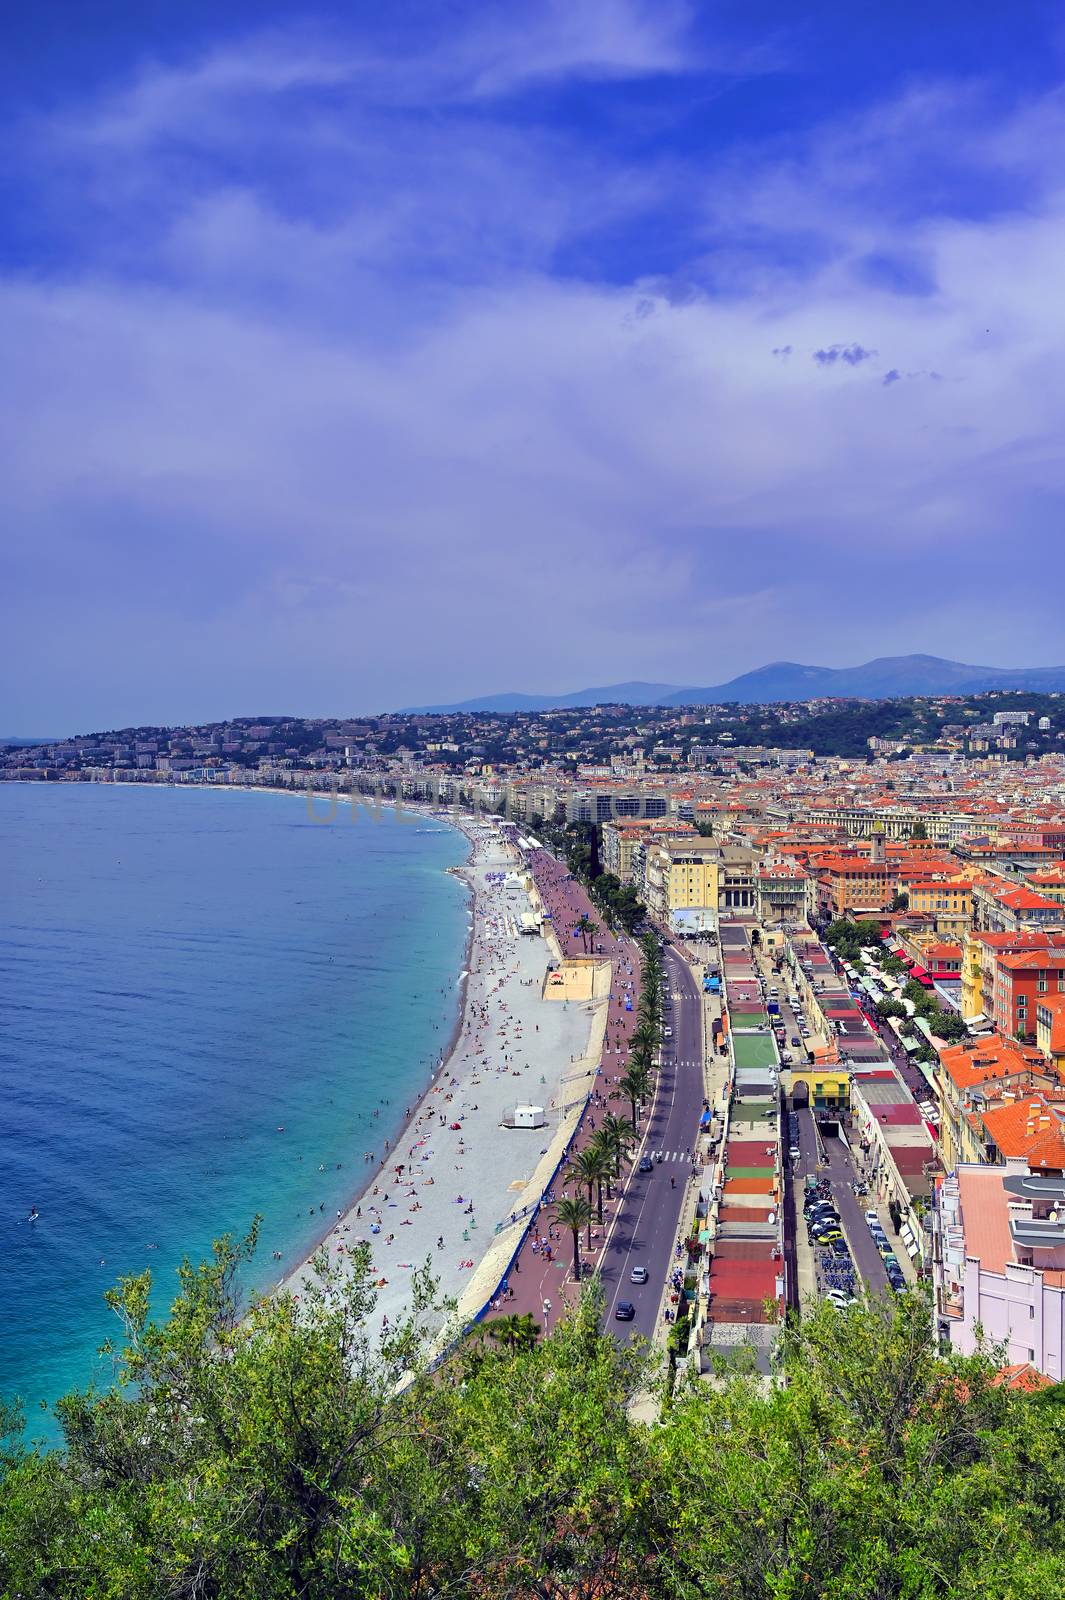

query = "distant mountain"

[0,736,61,747]
[400,682,681,714]
[669,655,1065,705]
[400,656,1065,713]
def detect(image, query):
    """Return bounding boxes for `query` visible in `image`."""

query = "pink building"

[933,1161,1065,1380]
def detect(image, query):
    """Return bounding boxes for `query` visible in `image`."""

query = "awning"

[905,1240,919,1258]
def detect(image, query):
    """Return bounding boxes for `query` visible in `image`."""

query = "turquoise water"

[0,783,468,1438]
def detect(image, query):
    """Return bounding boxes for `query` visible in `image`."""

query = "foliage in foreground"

[1,1235,1064,1600]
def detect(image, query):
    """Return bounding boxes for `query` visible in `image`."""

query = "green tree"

[555,1194,593,1278]
[567,1144,613,1226]
[596,1113,636,1179]
[618,1064,652,1130]
[486,1312,541,1353]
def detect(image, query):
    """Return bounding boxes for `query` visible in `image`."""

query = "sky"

[3,0,1065,730]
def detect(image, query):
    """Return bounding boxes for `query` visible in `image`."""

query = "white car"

[864,1210,879,1225]
[663,1027,673,1038]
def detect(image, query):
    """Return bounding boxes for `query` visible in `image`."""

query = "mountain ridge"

[400,655,1065,714]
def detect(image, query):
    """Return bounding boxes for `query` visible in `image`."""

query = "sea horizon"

[0,781,470,1438]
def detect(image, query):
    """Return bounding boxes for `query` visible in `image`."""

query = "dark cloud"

[771,344,792,358]
[813,343,877,366]
[882,368,901,386]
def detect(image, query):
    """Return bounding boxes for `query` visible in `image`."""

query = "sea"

[0,781,469,1440]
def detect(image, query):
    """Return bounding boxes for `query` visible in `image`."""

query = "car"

[630,1265,649,1284]
[813,1228,843,1244]
[864,1209,880,1225]
[831,1239,850,1256]
[614,1301,636,1321]
[663,1027,673,1038]
[791,1036,801,1047]
[638,1155,654,1173]
[826,1289,856,1308]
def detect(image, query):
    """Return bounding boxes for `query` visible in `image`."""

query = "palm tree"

[630,1019,659,1061]
[486,1312,541,1352]
[567,1145,602,1220]
[597,1113,635,1180]
[618,1064,652,1130]
[570,1142,613,1225]
[575,914,598,953]
[556,1194,593,1281]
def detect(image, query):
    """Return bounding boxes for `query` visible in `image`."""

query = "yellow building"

[643,840,720,920]
[1035,993,1065,1074]
[790,1068,849,1110]
[907,876,972,936]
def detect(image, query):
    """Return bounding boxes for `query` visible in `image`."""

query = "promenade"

[476,848,646,1337]
[286,828,597,1333]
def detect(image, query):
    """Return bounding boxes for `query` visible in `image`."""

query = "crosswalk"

[644,1150,699,1163]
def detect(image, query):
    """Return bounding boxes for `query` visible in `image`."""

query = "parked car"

[789,1145,801,1159]
[864,1209,880,1225]
[814,1228,843,1244]
[615,1301,636,1321]
[630,1265,649,1284]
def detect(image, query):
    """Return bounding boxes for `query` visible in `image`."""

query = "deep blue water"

[0,782,468,1438]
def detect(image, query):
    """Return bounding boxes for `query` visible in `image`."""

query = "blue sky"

[3,0,1065,728]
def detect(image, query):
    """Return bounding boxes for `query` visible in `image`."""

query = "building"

[850,1066,939,1256]
[960,929,1065,1022]
[642,838,721,922]
[812,853,893,916]
[933,1159,1065,1381]
[934,1034,1052,1170]
[756,859,811,924]
[972,880,1065,934]
[991,949,1065,1039]
[1035,993,1065,1075]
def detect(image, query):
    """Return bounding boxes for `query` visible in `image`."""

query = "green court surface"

[731,1010,767,1027]
[732,1033,779,1070]
[725,1165,776,1178]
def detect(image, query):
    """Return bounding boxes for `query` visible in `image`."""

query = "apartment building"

[960,929,1065,1022]
[972,880,1065,934]
[992,950,1065,1038]
[642,837,722,922]
[756,859,811,924]
[935,1035,1052,1169]
[933,1158,1065,1380]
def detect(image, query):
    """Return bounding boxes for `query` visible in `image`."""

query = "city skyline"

[4,1,1065,730]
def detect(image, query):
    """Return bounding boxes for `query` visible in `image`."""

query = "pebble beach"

[285,821,601,1333]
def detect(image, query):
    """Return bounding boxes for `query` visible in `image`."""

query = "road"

[600,946,706,1341]
[793,1104,888,1292]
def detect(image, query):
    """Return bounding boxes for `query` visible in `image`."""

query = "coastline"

[4,777,596,1347]
[272,804,481,1291]
[281,817,603,1335]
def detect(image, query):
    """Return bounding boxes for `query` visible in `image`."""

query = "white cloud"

[5,19,1065,721]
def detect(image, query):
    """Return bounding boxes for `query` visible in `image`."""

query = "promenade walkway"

[477,848,644,1336]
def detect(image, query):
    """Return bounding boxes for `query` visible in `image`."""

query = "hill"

[401,654,1065,713]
